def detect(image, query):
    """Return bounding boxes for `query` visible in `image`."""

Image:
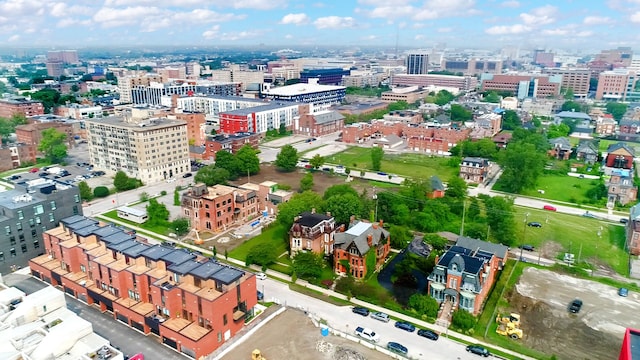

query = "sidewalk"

[96,215,534,360]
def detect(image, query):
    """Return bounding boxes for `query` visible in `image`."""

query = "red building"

[203,132,260,161]
[0,143,37,171]
[294,110,345,137]
[289,211,337,256]
[333,219,391,279]
[171,111,206,146]
[618,328,640,360]
[605,143,635,169]
[15,122,75,149]
[28,215,257,359]
[0,97,44,118]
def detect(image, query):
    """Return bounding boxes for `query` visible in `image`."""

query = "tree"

[214,150,240,178]
[309,154,325,169]
[146,198,170,226]
[606,102,628,121]
[299,172,314,192]
[275,144,299,172]
[277,191,324,230]
[446,176,468,199]
[78,181,93,201]
[547,123,571,139]
[484,196,516,246]
[561,100,582,112]
[291,252,325,280]
[451,309,476,332]
[113,171,131,191]
[235,145,260,176]
[482,91,501,103]
[172,217,190,236]
[423,234,448,251]
[279,122,287,135]
[70,84,80,93]
[563,87,575,100]
[93,186,109,198]
[498,142,547,193]
[323,193,364,225]
[323,184,359,200]
[433,90,455,106]
[407,293,439,318]
[139,192,149,202]
[501,110,521,130]
[388,225,412,249]
[194,165,230,186]
[174,189,180,206]
[246,242,278,268]
[371,146,384,171]
[38,128,67,163]
[450,104,472,121]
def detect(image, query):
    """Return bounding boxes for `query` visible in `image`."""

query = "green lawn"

[513,206,628,275]
[517,173,598,204]
[101,210,173,235]
[228,224,289,263]
[568,138,640,153]
[328,146,458,181]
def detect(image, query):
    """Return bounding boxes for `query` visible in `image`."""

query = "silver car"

[370,311,390,323]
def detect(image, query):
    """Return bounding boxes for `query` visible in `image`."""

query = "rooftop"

[220,102,299,116]
[85,115,187,130]
[263,82,345,96]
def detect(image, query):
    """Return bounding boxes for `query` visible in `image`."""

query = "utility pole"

[520,213,530,262]
[373,187,378,222]
[460,199,467,236]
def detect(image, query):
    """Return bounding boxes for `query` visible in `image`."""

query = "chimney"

[367,234,373,247]
[350,215,355,224]
[372,222,378,229]
[311,208,316,214]
[379,219,384,228]
[326,211,331,217]
[339,224,345,232]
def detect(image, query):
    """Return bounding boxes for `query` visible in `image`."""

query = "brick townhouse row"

[29,215,257,359]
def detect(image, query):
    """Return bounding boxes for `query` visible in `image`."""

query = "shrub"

[160,190,167,196]
[451,309,476,332]
[93,186,110,198]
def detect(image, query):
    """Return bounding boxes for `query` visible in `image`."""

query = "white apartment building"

[131,80,241,106]
[59,103,103,119]
[261,78,346,112]
[176,95,268,125]
[117,73,163,104]
[86,115,190,184]
[211,64,264,91]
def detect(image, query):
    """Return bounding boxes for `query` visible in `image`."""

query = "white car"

[256,272,267,280]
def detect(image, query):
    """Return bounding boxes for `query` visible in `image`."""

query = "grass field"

[101,210,172,235]
[568,138,640,153]
[517,173,599,204]
[228,224,289,263]
[513,206,628,275]
[328,146,458,181]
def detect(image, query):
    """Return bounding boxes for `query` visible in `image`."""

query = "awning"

[460,290,476,298]
[430,282,445,290]
[444,288,458,297]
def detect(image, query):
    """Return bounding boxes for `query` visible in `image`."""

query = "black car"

[9,175,21,180]
[386,342,408,355]
[352,306,370,316]
[394,321,415,332]
[519,244,535,251]
[466,345,490,357]
[257,290,264,301]
[417,329,439,341]
[569,299,583,313]
[182,173,193,178]
[621,218,629,224]
[527,221,542,228]
[39,172,48,177]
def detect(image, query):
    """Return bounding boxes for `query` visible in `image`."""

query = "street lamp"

[372,187,378,221]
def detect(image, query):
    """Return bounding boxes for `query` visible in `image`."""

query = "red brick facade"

[0,98,44,118]
[203,132,261,161]
[333,220,391,279]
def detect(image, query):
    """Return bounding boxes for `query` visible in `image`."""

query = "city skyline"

[0,0,637,52]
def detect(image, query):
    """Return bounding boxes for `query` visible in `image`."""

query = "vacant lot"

[517,173,599,204]
[329,146,458,181]
[513,206,628,275]
[511,267,636,359]
[221,308,388,360]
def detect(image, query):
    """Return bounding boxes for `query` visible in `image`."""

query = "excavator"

[496,313,523,340]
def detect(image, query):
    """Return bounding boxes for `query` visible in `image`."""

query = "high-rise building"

[406,52,429,75]
[595,69,640,101]
[543,68,591,98]
[85,114,190,184]
[46,61,64,77]
[480,74,562,99]
[131,80,241,106]
[0,97,44,117]
[117,74,164,104]
[46,50,79,64]
[300,68,350,85]
[211,64,264,91]
[441,59,503,75]
[0,178,82,273]
[597,47,633,67]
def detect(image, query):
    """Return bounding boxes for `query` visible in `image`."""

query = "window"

[35,217,41,224]
[449,277,458,288]
[33,241,40,249]
[17,210,24,220]
[33,204,44,215]
[19,234,24,242]
[16,222,22,231]
[10,236,15,245]
[48,213,55,222]
[74,194,80,203]
[50,201,56,210]
[73,206,78,215]
[31,229,37,237]
[0,252,3,261]
[223,314,228,325]
[21,244,27,253]
[4,226,10,235]
[29,218,35,227]
[10,248,16,257]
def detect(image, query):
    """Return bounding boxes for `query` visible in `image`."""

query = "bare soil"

[508,267,636,360]
[221,308,389,360]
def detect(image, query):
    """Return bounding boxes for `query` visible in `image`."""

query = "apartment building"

[543,68,591,98]
[218,102,300,134]
[181,184,261,233]
[596,69,640,101]
[47,50,79,64]
[117,74,164,104]
[28,215,257,359]
[441,59,503,75]
[169,111,206,146]
[460,157,490,184]
[203,132,261,161]
[0,143,37,170]
[176,95,268,126]
[390,74,478,91]
[132,80,241,106]
[46,61,64,77]
[406,52,429,75]
[85,115,190,184]
[334,220,391,279]
[300,68,350,85]
[480,74,562,99]
[342,72,387,88]
[294,110,345,137]
[289,211,337,256]
[0,97,44,118]
[0,178,82,274]
[211,64,264,91]
[261,79,346,111]
[55,103,103,119]
[427,237,508,315]
[381,87,431,103]
[596,47,633,67]
[15,121,75,149]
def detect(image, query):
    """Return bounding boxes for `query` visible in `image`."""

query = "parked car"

[352,306,370,317]
[519,244,535,251]
[256,272,267,280]
[417,328,439,341]
[9,175,21,180]
[38,172,48,177]
[182,173,193,178]
[466,345,490,357]
[257,290,264,300]
[582,211,598,219]
[543,205,557,211]
[29,168,39,173]
[370,311,390,323]
[527,222,542,228]
[619,288,629,297]
[394,321,415,332]
[386,342,408,355]
[569,299,583,313]
[354,326,380,343]
[620,218,629,224]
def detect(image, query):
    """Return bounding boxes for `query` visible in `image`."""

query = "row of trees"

[194,145,260,186]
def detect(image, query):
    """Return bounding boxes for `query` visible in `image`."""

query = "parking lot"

[513,267,634,359]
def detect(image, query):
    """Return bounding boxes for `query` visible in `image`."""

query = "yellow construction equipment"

[496,313,523,339]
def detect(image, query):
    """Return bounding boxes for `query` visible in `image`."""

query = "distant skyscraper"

[406,52,429,75]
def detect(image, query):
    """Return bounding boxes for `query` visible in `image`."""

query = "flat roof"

[263,82,345,96]
[117,206,146,217]
[85,116,186,130]
[221,102,298,116]
[101,232,134,245]
[120,242,151,257]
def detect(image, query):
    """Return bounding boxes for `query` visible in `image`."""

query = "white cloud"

[366,5,415,18]
[202,25,220,39]
[630,11,640,23]
[8,34,19,42]
[93,7,242,32]
[500,0,520,7]
[219,30,259,41]
[359,0,476,20]
[0,0,45,19]
[50,3,93,17]
[520,5,557,26]
[542,28,569,36]
[415,34,426,40]
[358,0,413,5]
[93,6,163,28]
[362,35,378,41]
[485,24,531,35]
[105,0,285,10]
[437,27,452,33]
[583,16,612,25]
[313,16,356,29]
[280,13,310,25]
[284,34,293,39]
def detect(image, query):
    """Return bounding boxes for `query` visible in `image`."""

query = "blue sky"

[1,0,638,51]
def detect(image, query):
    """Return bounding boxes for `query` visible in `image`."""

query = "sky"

[1,0,639,51]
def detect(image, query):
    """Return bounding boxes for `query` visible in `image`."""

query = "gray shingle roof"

[334,221,389,255]
[455,236,509,260]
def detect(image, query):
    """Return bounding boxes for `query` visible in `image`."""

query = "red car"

[29,168,39,173]
[543,205,557,211]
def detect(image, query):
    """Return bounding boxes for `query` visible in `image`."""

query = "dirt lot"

[509,267,638,359]
[221,308,389,360]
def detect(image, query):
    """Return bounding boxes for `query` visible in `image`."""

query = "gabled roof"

[430,176,445,191]
[297,211,333,228]
[455,236,509,260]
[620,119,640,126]
[313,111,344,125]
[549,137,572,150]
[607,142,636,157]
[576,140,598,154]
[334,221,389,255]
[461,157,489,166]
[555,111,591,120]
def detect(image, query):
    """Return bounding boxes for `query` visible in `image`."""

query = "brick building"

[294,109,344,137]
[607,169,637,206]
[480,74,562,99]
[605,143,635,169]
[289,211,337,256]
[0,143,37,171]
[15,122,75,149]
[218,102,300,134]
[0,97,44,118]
[28,215,257,359]
[203,132,261,161]
[427,237,508,315]
[460,157,490,184]
[170,111,206,147]
[334,220,391,279]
